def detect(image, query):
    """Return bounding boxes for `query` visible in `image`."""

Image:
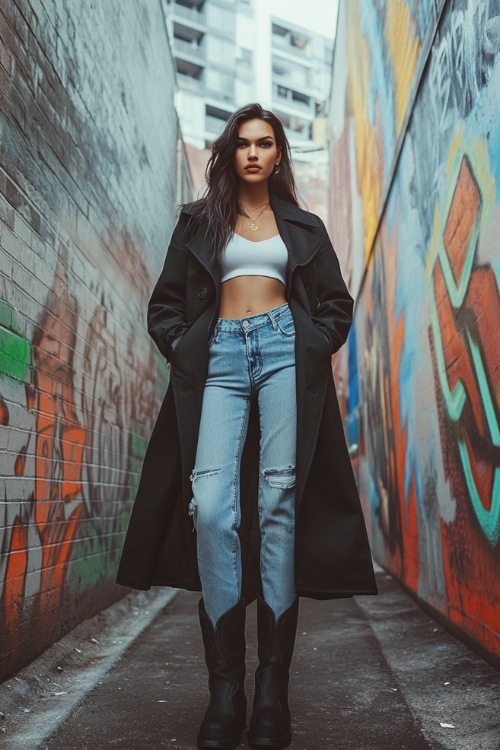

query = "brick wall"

[0,0,190,680]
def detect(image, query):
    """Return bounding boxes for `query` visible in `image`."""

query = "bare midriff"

[218,211,286,319]
[219,275,287,319]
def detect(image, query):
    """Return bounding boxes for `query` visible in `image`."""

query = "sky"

[267,0,339,39]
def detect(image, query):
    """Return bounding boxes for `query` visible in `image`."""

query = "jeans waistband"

[216,302,291,332]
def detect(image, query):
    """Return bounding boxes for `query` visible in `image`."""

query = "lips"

[245,166,262,172]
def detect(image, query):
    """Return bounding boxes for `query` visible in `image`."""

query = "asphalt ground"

[1,568,499,750]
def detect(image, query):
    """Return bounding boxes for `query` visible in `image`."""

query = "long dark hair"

[184,103,299,261]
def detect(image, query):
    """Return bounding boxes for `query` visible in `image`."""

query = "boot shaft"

[199,598,247,676]
[254,596,299,709]
[198,598,247,719]
[248,596,299,748]
[256,595,299,668]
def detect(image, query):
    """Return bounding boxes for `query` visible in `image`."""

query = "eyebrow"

[237,136,275,142]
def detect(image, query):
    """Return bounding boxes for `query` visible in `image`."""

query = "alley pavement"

[1,568,499,750]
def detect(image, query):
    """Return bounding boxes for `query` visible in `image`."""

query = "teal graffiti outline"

[458,440,500,546]
[429,154,500,546]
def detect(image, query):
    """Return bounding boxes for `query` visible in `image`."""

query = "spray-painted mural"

[0,0,192,680]
[0,245,167,678]
[329,0,441,291]
[330,0,500,659]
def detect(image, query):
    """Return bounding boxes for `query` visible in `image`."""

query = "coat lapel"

[185,227,221,290]
[270,195,322,261]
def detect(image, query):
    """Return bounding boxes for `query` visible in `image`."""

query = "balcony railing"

[172,2,206,27]
[273,88,314,115]
[206,86,234,105]
[272,33,310,58]
[174,37,206,60]
[177,72,205,92]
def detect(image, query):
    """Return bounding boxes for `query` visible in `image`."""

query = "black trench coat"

[116,195,377,601]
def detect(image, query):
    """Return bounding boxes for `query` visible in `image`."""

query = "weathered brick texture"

[0,0,191,680]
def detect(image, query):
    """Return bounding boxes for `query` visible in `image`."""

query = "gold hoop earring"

[274,165,281,175]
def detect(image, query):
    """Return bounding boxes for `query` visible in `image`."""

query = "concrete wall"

[0,0,191,680]
[329,0,500,661]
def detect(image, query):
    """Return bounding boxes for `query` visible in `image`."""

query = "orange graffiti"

[0,396,8,425]
[2,522,28,668]
[32,263,86,618]
[363,210,420,590]
[430,154,500,658]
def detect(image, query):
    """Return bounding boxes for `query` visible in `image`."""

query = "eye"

[260,141,273,148]
[236,141,247,149]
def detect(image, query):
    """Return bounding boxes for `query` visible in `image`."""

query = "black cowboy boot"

[248,595,299,748]
[197,598,247,749]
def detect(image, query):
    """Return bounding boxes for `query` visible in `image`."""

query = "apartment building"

[163,0,333,148]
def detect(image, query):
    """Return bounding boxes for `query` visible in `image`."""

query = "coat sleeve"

[147,212,191,360]
[311,218,354,354]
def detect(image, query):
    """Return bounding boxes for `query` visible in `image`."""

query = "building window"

[274,83,311,110]
[205,104,231,137]
[175,0,206,9]
[272,22,311,56]
[176,58,204,79]
[174,21,204,44]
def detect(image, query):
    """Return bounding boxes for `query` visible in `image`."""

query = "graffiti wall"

[330,0,500,660]
[0,0,191,680]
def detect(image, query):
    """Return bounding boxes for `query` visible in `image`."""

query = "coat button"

[198,287,207,299]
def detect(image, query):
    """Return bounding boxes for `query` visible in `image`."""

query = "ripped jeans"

[189,302,297,627]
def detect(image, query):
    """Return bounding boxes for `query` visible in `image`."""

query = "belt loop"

[267,309,279,331]
[211,320,220,344]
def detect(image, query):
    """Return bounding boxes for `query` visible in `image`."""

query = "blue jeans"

[189,302,297,627]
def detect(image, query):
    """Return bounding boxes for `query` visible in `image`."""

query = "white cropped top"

[220,233,288,285]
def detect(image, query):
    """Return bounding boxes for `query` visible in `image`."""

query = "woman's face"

[233,118,282,186]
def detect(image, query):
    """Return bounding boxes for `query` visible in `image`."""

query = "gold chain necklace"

[239,201,270,232]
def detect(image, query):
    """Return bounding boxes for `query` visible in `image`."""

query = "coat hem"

[116,577,378,598]
[296,584,378,599]
[115,575,201,592]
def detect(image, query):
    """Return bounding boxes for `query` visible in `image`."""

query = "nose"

[248,143,258,159]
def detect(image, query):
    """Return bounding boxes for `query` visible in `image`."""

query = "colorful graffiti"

[0,245,167,679]
[428,148,500,653]
[330,0,439,268]
[0,0,189,680]
[330,0,500,659]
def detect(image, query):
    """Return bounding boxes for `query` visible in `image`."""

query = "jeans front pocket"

[276,314,296,338]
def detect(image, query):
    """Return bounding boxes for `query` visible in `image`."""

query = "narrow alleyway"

[2,568,498,750]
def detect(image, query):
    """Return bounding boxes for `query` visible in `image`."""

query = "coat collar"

[269,194,320,227]
[182,194,322,290]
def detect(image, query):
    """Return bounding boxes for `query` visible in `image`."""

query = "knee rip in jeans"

[188,467,223,517]
[261,464,295,489]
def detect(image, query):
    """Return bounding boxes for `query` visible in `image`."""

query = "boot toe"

[248,708,291,747]
[198,714,242,748]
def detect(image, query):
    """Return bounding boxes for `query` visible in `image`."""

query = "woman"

[117,103,377,749]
